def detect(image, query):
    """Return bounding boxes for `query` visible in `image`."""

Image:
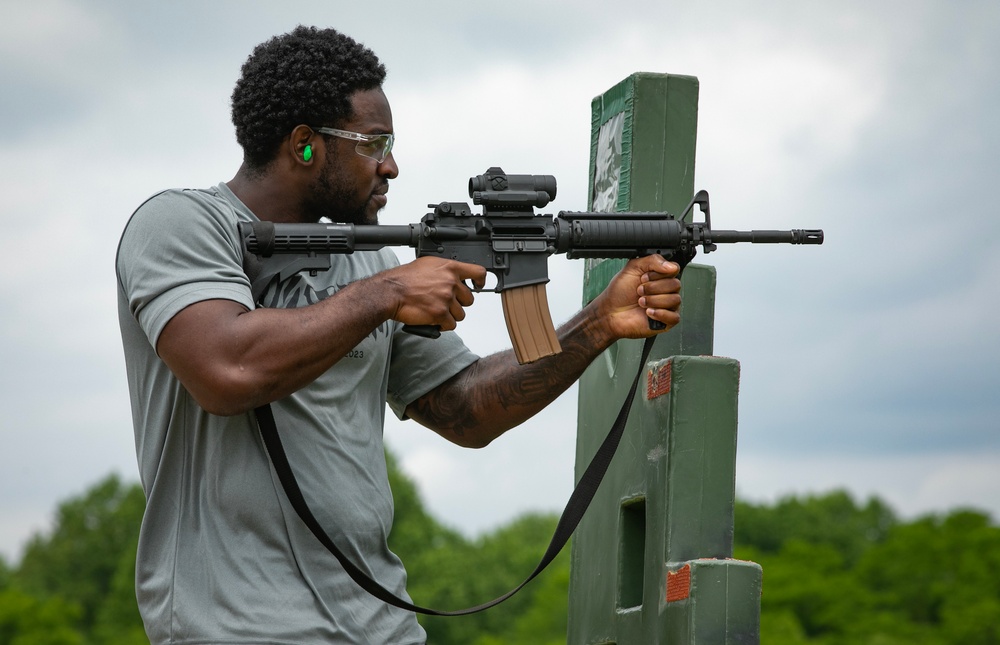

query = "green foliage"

[88,532,147,645]
[386,451,569,644]
[470,559,570,645]
[736,491,1000,645]
[11,474,146,644]
[407,513,570,645]
[747,540,871,638]
[7,472,1000,645]
[0,586,84,645]
[854,510,1000,645]
[736,490,896,564]
[0,555,10,591]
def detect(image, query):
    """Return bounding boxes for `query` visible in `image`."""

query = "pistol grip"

[501,284,562,364]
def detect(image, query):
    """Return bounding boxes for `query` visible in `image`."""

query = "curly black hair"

[231,26,386,170]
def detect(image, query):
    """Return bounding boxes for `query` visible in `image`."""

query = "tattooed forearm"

[408,308,615,448]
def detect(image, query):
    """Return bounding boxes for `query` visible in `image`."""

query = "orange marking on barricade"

[647,360,673,399]
[665,563,691,602]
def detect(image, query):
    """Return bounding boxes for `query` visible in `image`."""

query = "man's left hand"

[593,255,682,340]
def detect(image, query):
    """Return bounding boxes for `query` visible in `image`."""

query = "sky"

[1,0,998,563]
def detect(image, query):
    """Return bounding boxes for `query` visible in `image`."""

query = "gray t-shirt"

[116,183,478,644]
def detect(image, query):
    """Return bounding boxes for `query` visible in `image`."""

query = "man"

[117,26,681,644]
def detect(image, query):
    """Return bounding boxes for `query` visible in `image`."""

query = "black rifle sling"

[254,335,655,616]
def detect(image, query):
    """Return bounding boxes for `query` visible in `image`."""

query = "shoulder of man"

[124,185,242,239]
[117,186,245,270]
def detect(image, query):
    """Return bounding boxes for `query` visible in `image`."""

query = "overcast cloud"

[1,0,997,562]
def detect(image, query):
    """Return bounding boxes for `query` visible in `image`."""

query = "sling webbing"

[254,335,655,615]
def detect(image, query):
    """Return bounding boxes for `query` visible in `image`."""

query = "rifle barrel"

[711,229,824,244]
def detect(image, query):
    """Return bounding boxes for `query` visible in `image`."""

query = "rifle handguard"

[501,284,562,364]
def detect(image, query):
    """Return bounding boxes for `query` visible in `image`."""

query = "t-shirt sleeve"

[385,327,479,420]
[116,189,254,352]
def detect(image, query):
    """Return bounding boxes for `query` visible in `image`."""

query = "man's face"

[305,88,398,225]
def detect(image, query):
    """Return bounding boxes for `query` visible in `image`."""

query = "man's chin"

[361,200,386,225]
[358,209,380,226]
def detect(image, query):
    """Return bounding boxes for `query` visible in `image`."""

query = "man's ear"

[289,124,317,165]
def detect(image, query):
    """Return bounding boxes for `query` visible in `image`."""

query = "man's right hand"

[380,257,487,331]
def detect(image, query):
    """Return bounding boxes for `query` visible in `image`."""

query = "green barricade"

[567,73,762,645]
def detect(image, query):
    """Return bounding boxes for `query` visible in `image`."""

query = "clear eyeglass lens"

[357,137,385,160]
[315,127,393,163]
[358,134,393,162]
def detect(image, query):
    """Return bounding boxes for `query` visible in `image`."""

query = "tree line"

[2,455,998,644]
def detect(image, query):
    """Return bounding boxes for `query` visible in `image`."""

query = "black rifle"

[241,166,822,363]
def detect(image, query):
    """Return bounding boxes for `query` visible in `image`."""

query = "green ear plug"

[303,145,312,162]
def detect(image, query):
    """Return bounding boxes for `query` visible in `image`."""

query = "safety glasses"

[314,126,394,163]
